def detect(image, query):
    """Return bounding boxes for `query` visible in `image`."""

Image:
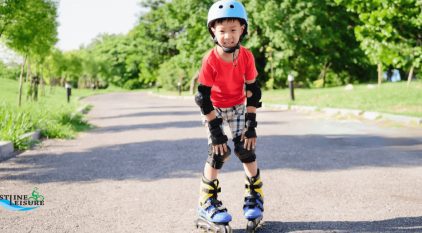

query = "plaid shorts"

[203,104,246,144]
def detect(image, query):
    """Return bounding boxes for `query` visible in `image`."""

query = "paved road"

[0,92,421,233]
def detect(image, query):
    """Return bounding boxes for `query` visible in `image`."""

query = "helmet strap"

[213,37,240,54]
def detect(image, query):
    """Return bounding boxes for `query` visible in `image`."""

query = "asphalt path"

[0,92,421,233]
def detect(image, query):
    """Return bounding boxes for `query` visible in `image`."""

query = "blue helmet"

[207,0,248,40]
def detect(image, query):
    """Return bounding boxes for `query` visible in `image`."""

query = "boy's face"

[211,20,245,48]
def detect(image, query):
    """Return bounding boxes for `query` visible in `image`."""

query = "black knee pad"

[233,136,256,163]
[206,144,231,169]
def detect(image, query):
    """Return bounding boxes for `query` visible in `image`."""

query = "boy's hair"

[209,17,246,29]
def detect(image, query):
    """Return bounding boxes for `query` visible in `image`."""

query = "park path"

[0,91,421,232]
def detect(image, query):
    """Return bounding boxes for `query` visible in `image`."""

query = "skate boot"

[243,169,264,233]
[195,176,232,233]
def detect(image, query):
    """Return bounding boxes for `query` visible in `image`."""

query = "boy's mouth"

[223,42,236,47]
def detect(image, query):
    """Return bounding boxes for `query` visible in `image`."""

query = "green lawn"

[149,81,422,118]
[0,78,124,149]
[263,81,422,117]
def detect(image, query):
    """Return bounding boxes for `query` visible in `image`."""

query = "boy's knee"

[233,136,256,163]
[206,144,231,169]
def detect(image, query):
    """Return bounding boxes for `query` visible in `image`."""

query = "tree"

[335,0,421,84]
[1,0,58,105]
[247,0,371,88]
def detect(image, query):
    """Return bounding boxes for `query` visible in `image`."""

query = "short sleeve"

[198,55,215,87]
[245,50,258,81]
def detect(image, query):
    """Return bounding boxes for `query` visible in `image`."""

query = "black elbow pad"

[246,81,262,108]
[195,84,214,115]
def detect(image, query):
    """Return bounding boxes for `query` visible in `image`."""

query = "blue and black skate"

[195,176,232,233]
[243,169,264,233]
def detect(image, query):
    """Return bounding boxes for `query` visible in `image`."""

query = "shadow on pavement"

[0,131,420,183]
[90,120,283,133]
[91,110,200,120]
[237,216,422,232]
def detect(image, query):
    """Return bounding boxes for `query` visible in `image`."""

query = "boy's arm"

[195,84,228,155]
[243,79,261,150]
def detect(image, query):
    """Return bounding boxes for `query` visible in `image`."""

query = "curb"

[0,141,14,161]
[264,103,421,126]
[146,91,194,100]
[0,130,41,162]
[19,129,41,143]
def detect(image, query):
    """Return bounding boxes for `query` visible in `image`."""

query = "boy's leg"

[227,104,263,230]
[196,107,232,229]
[243,161,258,177]
[204,163,219,180]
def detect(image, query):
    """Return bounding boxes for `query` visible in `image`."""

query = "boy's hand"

[242,112,257,150]
[212,143,228,156]
[241,134,256,151]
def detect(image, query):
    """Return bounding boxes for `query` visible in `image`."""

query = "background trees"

[1,0,420,92]
[335,0,421,84]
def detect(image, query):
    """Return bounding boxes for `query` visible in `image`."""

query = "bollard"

[65,82,72,103]
[288,74,295,101]
[177,82,182,96]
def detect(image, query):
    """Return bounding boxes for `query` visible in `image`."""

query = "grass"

[262,81,422,117]
[0,78,125,149]
[148,81,422,118]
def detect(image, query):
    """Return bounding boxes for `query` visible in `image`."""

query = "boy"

[194,1,263,232]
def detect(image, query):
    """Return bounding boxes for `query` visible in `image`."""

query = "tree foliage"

[336,0,421,71]
[3,0,419,92]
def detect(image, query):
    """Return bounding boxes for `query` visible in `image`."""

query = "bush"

[0,62,20,80]
[0,105,36,150]
[123,79,142,90]
[157,56,196,91]
[0,102,91,150]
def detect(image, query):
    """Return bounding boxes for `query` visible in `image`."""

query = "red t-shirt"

[198,46,258,108]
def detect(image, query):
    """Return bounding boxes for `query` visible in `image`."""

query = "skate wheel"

[246,221,256,233]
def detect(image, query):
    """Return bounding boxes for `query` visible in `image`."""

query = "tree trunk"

[26,62,32,100]
[25,61,30,83]
[40,66,45,96]
[18,55,27,107]
[377,63,383,86]
[319,61,331,88]
[40,76,45,96]
[189,71,199,95]
[407,65,414,86]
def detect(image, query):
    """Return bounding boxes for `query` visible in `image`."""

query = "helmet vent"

[230,4,234,8]
[219,5,223,8]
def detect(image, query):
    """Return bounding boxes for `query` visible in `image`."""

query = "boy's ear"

[211,27,216,33]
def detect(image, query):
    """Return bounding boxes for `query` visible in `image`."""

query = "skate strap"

[244,196,264,211]
[202,187,221,197]
[204,199,227,218]
[245,182,262,190]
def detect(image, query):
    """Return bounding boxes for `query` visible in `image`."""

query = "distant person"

[194,1,264,232]
[391,69,401,82]
[65,82,72,103]
[383,65,401,82]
